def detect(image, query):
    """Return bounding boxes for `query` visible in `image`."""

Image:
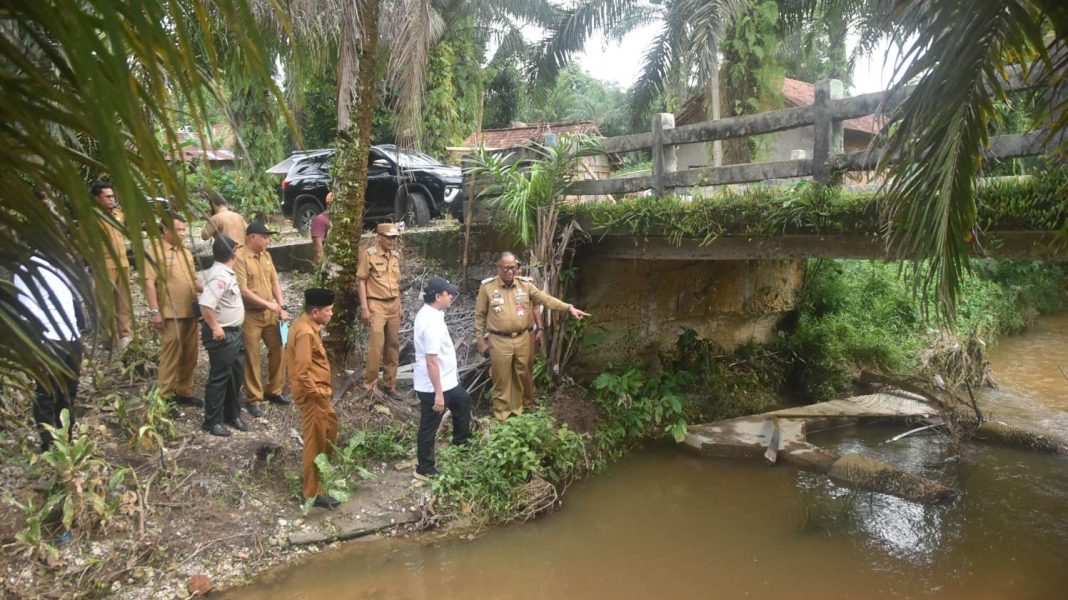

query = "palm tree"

[0,1,285,396]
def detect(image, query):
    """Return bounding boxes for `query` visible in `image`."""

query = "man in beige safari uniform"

[357,223,404,399]
[475,252,589,420]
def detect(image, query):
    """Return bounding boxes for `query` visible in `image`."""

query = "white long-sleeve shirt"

[12,256,80,342]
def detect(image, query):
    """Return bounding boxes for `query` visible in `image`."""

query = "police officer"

[356,223,403,400]
[287,287,340,509]
[91,181,132,346]
[143,214,203,406]
[475,252,589,420]
[235,221,290,418]
[199,236,248,437]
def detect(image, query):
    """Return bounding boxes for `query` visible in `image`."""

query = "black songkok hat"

[305,287,335,308]
[212,235,238,262]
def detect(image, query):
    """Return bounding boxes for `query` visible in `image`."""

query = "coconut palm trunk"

[325,0,380,362]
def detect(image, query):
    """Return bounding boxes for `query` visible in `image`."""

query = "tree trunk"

[325,0,380,364]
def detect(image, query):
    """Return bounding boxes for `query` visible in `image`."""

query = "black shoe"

[246,403,263,418]
[205,423,231,437]
[312,494,341,509]
[173,395,204,407]
[227,417,249,432]
[265,393,292,405]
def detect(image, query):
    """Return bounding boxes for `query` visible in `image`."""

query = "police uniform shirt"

[143,238,198,319]
[199,262,244,327]
[234,246,278,309]
[356,245,400,300]
[475,276,570,338]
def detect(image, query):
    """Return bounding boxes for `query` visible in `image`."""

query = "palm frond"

[877,0,1056,320]
[0,0,284,388]
[384,0,444,151]
[528,0,640,94]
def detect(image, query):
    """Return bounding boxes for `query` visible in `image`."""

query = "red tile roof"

[461,121,602,150]
[782,77,884,135]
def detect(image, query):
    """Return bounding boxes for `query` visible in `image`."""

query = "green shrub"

[592,365,691,461]
[432,411,588,524]
[14,411,130,563]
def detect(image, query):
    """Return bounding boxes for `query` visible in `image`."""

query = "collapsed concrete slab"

[683,392,958,504]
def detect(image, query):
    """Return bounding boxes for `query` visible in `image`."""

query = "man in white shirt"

[12,255,84,451]
[413,276,471,479]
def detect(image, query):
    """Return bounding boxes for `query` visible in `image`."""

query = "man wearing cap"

[287,287,340,509]
[199,236,248,437]
[356,223,403,399]
[413,276,471,479]
[476,252,590,420]
[91,181,132,346]
[235,221,290,418]
[144,214,204,407]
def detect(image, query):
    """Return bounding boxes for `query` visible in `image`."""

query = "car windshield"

[379,148,443,169]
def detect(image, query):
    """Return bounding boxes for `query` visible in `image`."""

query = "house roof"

[781,78,883,135]
[460,121,602,150]
[676,79,884,136]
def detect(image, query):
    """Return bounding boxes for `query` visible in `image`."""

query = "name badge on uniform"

[515,290,527,302]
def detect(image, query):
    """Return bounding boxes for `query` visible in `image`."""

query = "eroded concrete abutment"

[570,249,805,368]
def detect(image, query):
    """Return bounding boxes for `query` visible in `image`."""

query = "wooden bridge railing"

[565,72,1055,197]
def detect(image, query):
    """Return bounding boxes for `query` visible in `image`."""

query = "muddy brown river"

[230,315,1068,599]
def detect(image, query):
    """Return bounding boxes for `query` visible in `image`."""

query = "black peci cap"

[246,221,279,235]
[304,287,335,308]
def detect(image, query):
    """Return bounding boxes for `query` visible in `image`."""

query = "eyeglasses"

[499,265,518,272]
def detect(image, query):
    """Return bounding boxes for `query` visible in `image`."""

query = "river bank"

[0,257,1064,599]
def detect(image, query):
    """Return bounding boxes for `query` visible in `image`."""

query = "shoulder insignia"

[517,276,534,282]
[367,247,378,255]
[481,276,495,284]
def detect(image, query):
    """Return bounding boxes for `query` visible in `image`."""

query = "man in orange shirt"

[287,287,339,509]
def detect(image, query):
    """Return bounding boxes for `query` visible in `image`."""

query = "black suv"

[280,144,465,232]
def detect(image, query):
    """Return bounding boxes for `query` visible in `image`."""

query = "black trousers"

[202,326,244,428]
[34,338,83,451]
[416,385,472,474]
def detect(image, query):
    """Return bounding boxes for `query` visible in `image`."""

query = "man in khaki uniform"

[235,221,290,418]
[476,252,589,420]
[144,214,203,406]
[357,223,403,400]
[200,192,248,245]
[91,181,132,343]
[287,287,340,509]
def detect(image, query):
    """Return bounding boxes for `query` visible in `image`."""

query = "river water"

[231,315,1068,600]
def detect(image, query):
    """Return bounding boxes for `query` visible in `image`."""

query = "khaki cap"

[376,223,401,237]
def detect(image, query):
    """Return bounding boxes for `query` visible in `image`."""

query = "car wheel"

[401,191,431,228]
[293,199,321,234]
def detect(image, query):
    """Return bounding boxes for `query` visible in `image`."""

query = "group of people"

[16,181,590,509]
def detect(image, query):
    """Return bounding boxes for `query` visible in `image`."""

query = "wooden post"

[652,113,677,197]
[460,91,485,293]
[812,79,844,183]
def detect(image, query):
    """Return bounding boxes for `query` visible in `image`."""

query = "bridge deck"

[591,231,1067,261]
